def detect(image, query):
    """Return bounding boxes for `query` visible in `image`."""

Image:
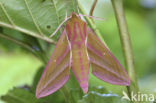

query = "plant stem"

[78,3,108,48]
[0,22,56,44]
[111,0,139,101]
[89,0,98,16]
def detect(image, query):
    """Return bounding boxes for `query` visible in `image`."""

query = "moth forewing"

[36,30,71,98]
[86,28,130,85]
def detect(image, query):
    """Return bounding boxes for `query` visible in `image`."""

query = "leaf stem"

[0,22,56,44]
[111,0,139,101]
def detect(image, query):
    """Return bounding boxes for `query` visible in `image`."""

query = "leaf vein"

[7,93,28,103]
[0,1,15,26]
[0,21,56,44]
[24,0,44,36]
[51,0,60,29]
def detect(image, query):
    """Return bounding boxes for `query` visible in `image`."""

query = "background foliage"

[0,0,156,103]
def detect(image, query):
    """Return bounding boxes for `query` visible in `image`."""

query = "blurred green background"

[0,0,156,103]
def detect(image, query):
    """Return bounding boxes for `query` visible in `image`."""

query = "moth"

[36,12,130,98]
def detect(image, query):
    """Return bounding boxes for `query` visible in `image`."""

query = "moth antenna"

[78,14,105,21]
[50,15,72,38]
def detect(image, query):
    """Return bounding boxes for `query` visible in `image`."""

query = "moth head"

[70,12,81,19]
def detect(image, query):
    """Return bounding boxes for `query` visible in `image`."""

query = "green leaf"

[1,87,64,103]
[68,85,129,103]
[0,27,49,63]
[1,88,37,103]
[0,0,78,43]
[78,91,130,103]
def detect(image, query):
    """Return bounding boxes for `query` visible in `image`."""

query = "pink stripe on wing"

[36,75,69,98]
[72,69,80,82]
[80,82,88,93]
[56,46,70,65]
[66,24,72,41]
[83,23,87,37]
[76,22,84,41]
[40,30,67,79]
[73,22,77,42]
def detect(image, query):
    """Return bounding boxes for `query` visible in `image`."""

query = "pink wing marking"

[71,44,89,93]
[87,43,112,66]
[83,23,87,37]
[76,22,84,40]
[65,16,89,93]
[69,21,89,93]
[36,30,71,98]
[86,28,130,86]
[66,24,72,41]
